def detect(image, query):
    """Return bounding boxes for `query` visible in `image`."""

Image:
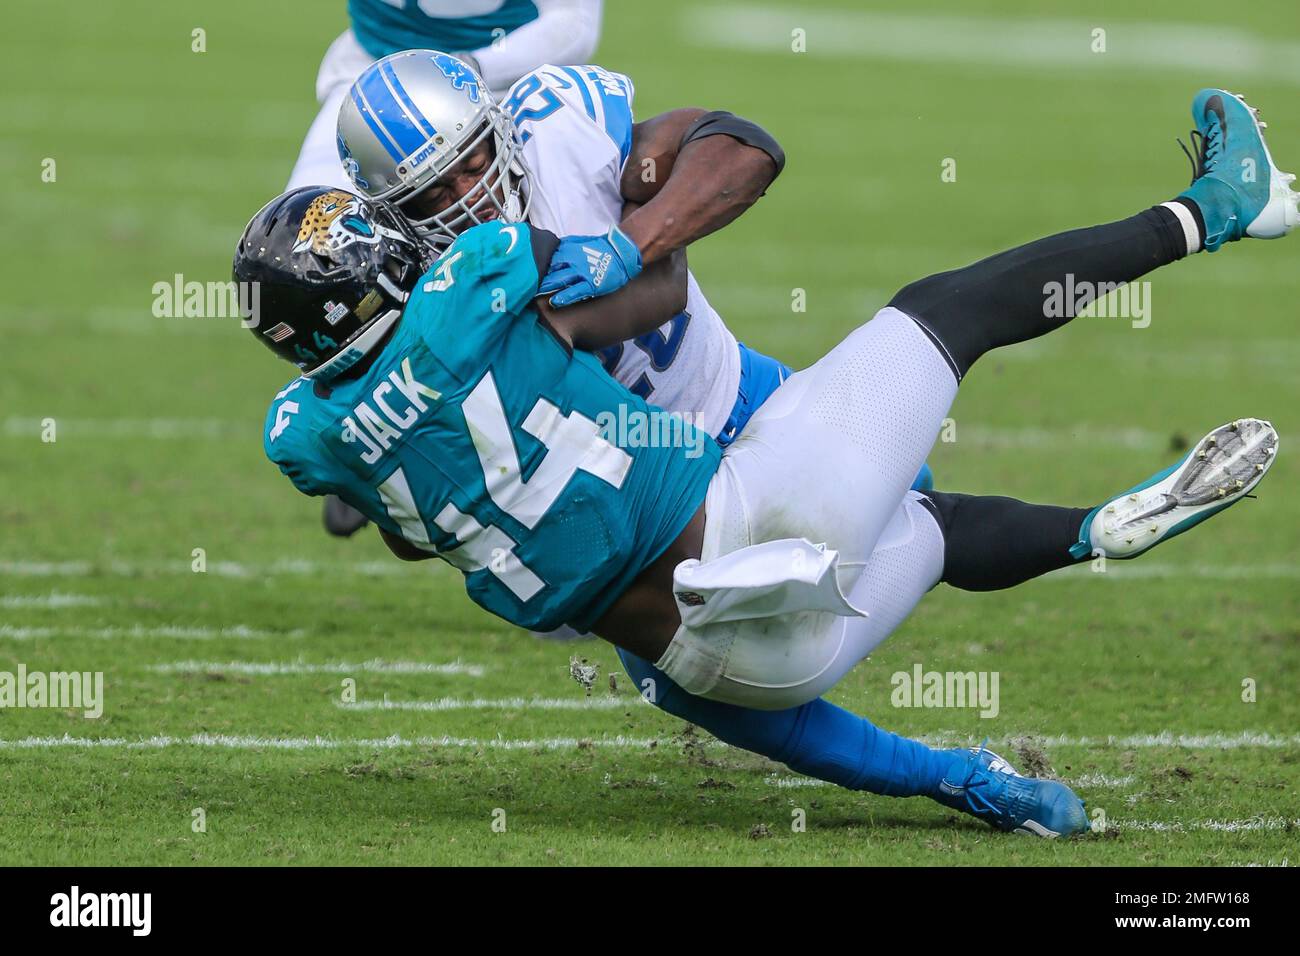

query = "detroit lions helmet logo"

[336,134,370,191]
[431,53,481,103]
[292,190,382,256]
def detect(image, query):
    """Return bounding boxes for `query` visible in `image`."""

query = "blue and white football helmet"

[336,50,532,250]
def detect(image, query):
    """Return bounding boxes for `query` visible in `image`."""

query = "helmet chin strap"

[502,186,524,223]
[307,306,403,382]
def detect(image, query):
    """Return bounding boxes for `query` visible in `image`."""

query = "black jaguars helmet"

[233,186,433,380]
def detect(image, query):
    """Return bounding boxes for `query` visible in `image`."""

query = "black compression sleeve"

[680,110,786,177]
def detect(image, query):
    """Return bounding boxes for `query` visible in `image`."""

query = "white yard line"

[2,730,1293,751]
[1119,818,1300,832]
[937,731,1300,749]
[766,776,828,788]
[3,416,244,439]
[0,733,656,751]
[0,558,427,578]
[0,417,1241,454]
[3,555,1295,583]
[0,730,1285,837]
[337,697,633,712]
[956,424,1165,450]
[685,5,1300,85]
[0,625,288,641]
[1069,773,1137,789]
[149,659,485,677]
[1042,562,1300,582]
[0,592,103,608]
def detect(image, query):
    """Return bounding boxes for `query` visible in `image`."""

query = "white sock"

[1161,200,1203,255]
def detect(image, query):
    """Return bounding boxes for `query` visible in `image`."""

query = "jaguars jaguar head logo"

[293,190,382,257]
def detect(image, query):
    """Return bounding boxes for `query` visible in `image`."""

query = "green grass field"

[1,0,1298,865]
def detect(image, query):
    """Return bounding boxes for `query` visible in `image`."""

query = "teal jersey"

[264,222,719,633]
[349,0,539,60]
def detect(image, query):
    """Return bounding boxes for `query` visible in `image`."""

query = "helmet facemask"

[336,51,537,252]
[387,105,532,253]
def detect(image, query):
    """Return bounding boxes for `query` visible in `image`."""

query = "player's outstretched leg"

[617,649,1089,837]
[727,88,1295,566]
[918,419,1279,591]
[1070,418,1278,560]
[889,87,1297,381]
[931,744,1089,837]
[653,94,1290,719]
[917,493,1092,591]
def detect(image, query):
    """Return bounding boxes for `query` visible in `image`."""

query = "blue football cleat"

[1071,418,1278,561]
[1178,89,1299,251]
[934,744,1088,838]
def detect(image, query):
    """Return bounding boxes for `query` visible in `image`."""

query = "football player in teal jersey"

[245,188,709,634]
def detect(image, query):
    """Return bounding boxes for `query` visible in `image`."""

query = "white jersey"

[502,64,742,438]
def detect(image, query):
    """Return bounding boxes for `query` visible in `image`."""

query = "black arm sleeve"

[680,110,786,177]
[526,226,573,355]
[529,225,560,280]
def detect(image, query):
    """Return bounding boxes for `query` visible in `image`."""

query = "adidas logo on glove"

[584,246,613,287]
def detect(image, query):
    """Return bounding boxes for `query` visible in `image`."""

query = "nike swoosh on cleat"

[1204,94,1226,129]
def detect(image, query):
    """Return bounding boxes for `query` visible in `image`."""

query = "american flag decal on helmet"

[264,322,296,343]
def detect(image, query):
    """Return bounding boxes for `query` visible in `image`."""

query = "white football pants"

[656,307,958,709]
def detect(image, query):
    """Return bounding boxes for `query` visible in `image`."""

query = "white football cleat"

[1071,418,1278,560]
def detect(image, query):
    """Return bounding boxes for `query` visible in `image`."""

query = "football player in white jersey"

[288,1,603,192]
[323,51,933,536]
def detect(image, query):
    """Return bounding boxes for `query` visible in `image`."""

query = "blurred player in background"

[287,1,603,191]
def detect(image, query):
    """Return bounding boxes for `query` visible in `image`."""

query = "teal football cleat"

[1071,418,1278,561]
[1178,89,1300,251]
[934,744,1089,838]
